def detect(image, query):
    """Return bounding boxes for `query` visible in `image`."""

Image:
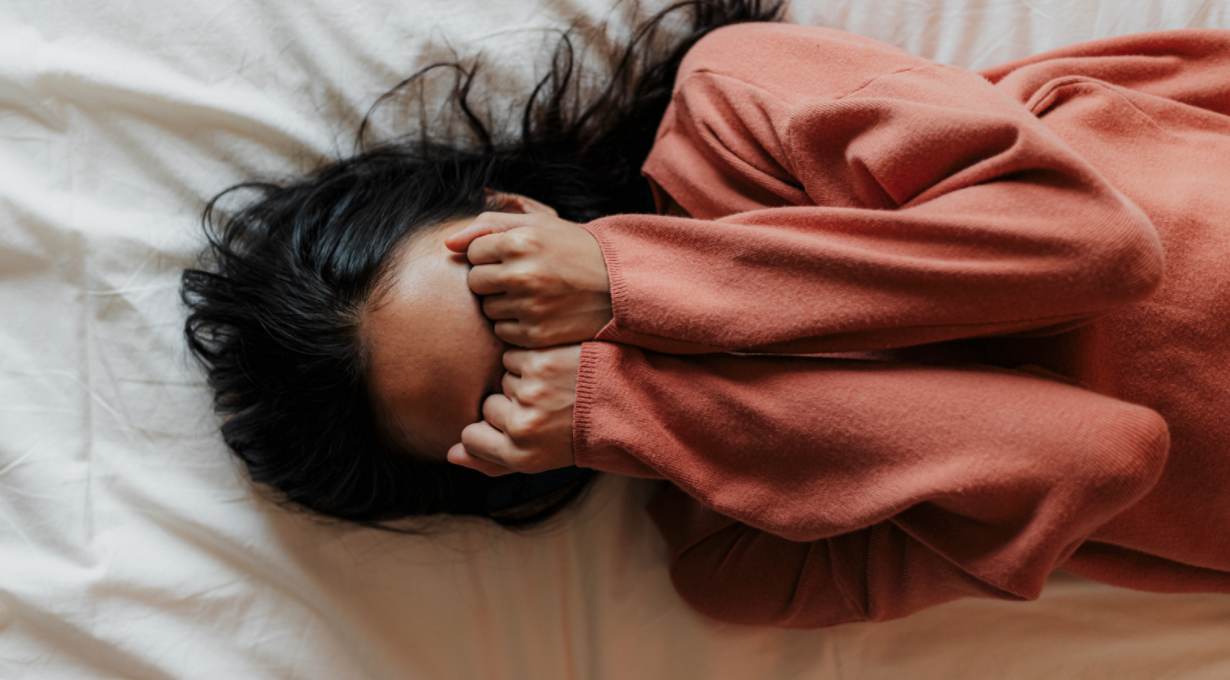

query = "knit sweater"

[573,23,1230,628]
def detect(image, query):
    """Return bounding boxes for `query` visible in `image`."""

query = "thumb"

[446,442,514,477]
[444,212,528,253]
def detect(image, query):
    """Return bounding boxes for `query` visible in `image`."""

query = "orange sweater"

[573,23,1230,628]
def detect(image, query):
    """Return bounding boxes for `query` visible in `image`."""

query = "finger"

[494,320,548,348]
[503,344,581,376]
[467,263,510,296]
[480,293,519,320]
[486,190,561,218]
[444,212,527,253]
[446,442,514,477]
[459,419,520,469]
[501,371,522,398]
[502,348,532,375]
[505,194,558,217]
[483,291,558,323]
[504,371,554,411]
[464,232,509,266]
[481,393,513,432]
[443,218,492,254]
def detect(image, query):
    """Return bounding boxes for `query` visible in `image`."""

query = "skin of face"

[363,218,507,460]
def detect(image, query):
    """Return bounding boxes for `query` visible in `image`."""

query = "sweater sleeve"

[572,342,1170,627]
[581,25,1164,355]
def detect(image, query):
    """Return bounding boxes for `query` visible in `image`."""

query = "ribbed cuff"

[579,217,631,338]
[581,217,723,354]
[571,341,663,479]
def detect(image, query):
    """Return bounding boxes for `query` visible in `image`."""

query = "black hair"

[180,0,786,529]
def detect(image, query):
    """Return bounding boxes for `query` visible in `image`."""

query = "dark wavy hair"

[180,0,786,529]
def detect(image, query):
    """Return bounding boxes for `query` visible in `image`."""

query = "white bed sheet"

[1,1,1228,678]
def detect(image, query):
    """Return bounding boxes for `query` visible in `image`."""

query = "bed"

[2,0,1228,678]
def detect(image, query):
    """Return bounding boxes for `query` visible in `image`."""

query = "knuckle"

[526,298,555,319]
[503,230,539,256]
[504,417,531,441]
[538,354,565,377]
[514,326,549,349]
[526,353,549,374]
[518,382,548,404]
[506,410,546,441]
[506,268,539,290]
[525,409,548,430]
[502,269,524,287]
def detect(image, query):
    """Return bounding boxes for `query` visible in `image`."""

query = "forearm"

[575,343,1169,609]
[575,345,1170,627]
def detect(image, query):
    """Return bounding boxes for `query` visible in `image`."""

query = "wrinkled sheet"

[1,1,1228,678]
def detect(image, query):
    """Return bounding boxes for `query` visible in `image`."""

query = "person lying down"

[180,0,1230,628]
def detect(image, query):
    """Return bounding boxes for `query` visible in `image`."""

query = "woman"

[183,0,1230,628]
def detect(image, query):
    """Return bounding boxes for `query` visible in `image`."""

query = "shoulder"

[676,23,922,99]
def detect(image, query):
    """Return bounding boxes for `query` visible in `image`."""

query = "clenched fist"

[446,345,581,476]
[445,196,613,348]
